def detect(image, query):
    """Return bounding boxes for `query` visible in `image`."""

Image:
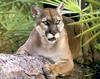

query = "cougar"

[17,3,93,76]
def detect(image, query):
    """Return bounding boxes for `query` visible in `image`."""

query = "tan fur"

[17,3,93,76]
[17,26,74,76]
[17,7,74,76]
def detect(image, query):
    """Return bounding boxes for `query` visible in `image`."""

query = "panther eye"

[56,20,60,24]
[42,21,49,25]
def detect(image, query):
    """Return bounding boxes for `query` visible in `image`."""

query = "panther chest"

[33,47,64,62]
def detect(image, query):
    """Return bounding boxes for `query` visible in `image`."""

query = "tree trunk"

[0,54,93,79]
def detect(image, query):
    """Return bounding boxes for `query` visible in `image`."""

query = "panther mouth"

[48,37,56,41]
[47,33,57,43]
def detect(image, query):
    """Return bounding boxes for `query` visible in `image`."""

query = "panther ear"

[57,2,64,15]
[31,5,42,19]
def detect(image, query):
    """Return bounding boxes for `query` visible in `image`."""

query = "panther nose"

[48,29,58,36]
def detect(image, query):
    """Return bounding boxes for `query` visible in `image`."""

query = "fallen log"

[0,54,53,79]
[0,54,94,79]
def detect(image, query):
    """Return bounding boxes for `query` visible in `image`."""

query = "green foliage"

[0,0,42,52]
[0,0,100,53]
[43,0,100,51]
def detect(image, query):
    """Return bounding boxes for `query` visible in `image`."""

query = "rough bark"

[0,54,95,79]
[0,54,52,79]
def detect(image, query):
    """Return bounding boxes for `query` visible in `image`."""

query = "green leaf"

[75,23,100,38]
[82,31,100,46]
